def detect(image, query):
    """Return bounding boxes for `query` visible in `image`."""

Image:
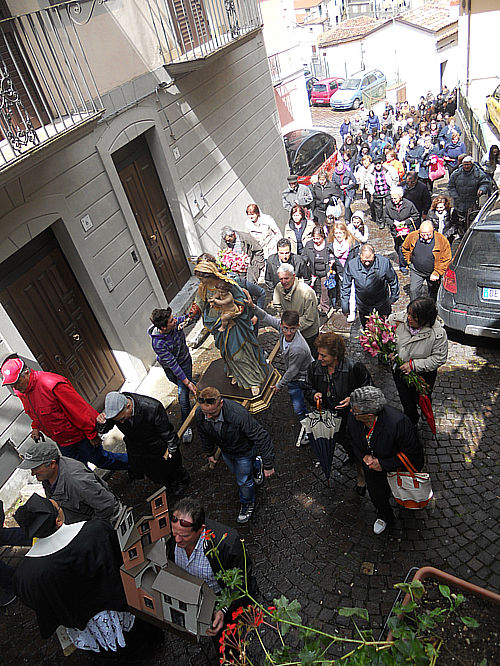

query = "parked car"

[437,191,500,338]
[310,77,344,106]
[330,69,386,110]
[486,83,500,134]
[283,128,337,185]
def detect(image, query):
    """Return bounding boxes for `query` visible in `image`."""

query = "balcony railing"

[148,0,262,69]
[0,4,102,170]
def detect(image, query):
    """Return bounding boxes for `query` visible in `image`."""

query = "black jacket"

[302,240,334,278]
[346,405,424,471]
[384,198,420,238]
[341,254,399,312]
[304,357,372,421]
[195,398,275,469]
[403,181,432,220]
[310,181,339,223]
[448,164,491,212]
[265,252,310,291]
[97,392,179,461]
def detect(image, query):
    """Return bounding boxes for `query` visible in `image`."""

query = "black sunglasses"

[169,513,194,528]
[197,397,218,405]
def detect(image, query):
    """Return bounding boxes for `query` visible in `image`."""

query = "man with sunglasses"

[195,387,275,524]
[167,497,257,640]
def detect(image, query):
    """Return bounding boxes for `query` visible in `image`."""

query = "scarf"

[333,239,350,266]
[335,161,348,175]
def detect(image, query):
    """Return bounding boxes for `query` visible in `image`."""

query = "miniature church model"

[115,487,216,639]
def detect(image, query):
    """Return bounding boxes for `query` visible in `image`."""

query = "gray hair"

[390,186,403,199]
[277,263,295,276]
[360,243,375,257]
[350,386,387,415]
[221,225,235,239]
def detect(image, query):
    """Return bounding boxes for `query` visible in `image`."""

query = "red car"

[310,77,344,106]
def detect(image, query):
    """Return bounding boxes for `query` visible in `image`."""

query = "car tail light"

[443,268,457,294]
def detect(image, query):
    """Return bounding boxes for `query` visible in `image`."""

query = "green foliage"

[460,616,480,628]
[214,585,243,613]
[215,567,243,589]
[272,595,302,636]
[338,607,369,622]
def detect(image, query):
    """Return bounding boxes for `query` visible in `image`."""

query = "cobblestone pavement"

[1,145,499,664]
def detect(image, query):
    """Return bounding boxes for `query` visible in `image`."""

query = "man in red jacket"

[1,357,128,471]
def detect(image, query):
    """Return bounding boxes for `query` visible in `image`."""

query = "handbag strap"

[397,452,417,476]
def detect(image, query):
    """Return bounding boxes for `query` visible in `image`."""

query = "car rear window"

[459,230,500,268]
[313,84,327,92]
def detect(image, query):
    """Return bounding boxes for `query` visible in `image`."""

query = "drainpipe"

[465,0,471,97]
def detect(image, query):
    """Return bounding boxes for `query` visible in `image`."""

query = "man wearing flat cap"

[0,355,128,471]
[282,174,313,212]
[97,391,190,495]
[17,439,122,525]
[12,494,135,651]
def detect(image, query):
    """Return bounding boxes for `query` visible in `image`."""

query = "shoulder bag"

[387,452,433,509]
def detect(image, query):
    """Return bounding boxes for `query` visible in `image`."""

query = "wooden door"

[166,0,211,53]
[115,139,191,302]
[0,231,124,409]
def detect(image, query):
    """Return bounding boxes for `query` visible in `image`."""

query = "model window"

[170,608,185,628]
[179,601,188,611]
[144,596,154,610]
[128,548,138,560]
[159,517,167,529]
[163,594,172,604]
[140,521,150,534]
[127,513,133,527]
[120,521,127,536]
[155,497,164,508]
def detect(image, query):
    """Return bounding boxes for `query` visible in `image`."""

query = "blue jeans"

[221,449,259,506]
[162,358,193,425]
[287,380,307,420]
[62,438,129,471]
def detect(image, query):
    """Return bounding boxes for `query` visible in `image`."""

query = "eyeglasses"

[169,513,194,528]
[197,397,218,405]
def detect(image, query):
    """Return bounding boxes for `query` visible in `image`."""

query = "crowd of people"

[0,84,494,659]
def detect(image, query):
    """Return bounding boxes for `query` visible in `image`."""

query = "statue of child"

[209,280,244,332]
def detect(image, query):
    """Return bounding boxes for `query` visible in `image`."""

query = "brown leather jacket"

[401,230,452,278]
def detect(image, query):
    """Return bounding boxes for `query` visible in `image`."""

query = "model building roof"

[152,562,204,604]
[144,538,168,567]
[146,486,168,504]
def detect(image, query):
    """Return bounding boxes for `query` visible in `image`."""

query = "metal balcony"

[148,0,263,74]
[0,4,102,173]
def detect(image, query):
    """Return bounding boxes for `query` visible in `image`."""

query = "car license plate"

[482,287,500,300]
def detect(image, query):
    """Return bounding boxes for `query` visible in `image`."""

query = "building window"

[128,548,138,560]
[155,497,164,509]
[163,594,172,605]
[120,521,127,536]
[179,601,187,611]
[127,514,133,527]
[140,522,150,534]
[144,596,154,610]
[158,517,167,529]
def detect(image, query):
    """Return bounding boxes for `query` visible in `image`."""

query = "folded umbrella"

[418,394,436,435]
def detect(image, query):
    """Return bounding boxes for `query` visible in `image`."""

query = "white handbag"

[387,452,433,509]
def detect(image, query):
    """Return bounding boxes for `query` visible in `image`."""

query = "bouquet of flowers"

[217,249,250,274]
[359,311,436,432]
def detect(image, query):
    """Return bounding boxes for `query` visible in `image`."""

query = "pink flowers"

[217,250,250,274]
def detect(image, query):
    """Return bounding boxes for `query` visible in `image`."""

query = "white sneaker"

[373,518,387,535]
[346,313,356,323]
[182,427,193,444]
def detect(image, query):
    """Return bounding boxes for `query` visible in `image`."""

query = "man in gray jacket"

[282,174,313,212]
[252,307,313,424]
[18,440,122,525]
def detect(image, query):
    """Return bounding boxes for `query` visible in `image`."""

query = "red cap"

[1,358,25,385]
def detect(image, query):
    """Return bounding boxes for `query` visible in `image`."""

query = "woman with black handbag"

[302,227,335,317]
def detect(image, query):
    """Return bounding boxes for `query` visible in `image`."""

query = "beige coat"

[272,278,319,339]
[388,312,448,373]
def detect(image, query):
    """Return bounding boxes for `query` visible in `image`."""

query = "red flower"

[232,606,245,620]
[203,529,215,541]
[268,605,276,612]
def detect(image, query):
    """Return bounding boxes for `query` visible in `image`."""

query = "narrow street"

[1,170,498,664]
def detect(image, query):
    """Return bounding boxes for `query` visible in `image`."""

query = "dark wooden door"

[115,139,190,302]
[0,232,124,409]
